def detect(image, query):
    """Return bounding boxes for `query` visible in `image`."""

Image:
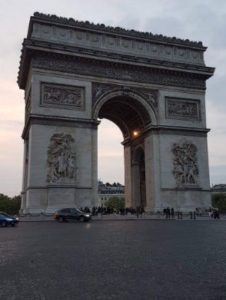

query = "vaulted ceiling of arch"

[98,96,151,139]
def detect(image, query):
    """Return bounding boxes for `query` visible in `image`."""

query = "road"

[1,220,226,299]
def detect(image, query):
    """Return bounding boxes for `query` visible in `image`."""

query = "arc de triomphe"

[18,13,214,213]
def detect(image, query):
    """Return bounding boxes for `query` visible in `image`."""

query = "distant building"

[97,181,125,206]
[211,184,226,194]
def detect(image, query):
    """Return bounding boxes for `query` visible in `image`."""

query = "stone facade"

[18,13,214,213]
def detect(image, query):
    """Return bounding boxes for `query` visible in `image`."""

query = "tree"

[0,194,21,215]
[212,193,226,212]
[105,196,125,211]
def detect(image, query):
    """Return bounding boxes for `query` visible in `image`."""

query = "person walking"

[171,208,175,219]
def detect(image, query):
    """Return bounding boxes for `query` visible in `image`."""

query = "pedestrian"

[167,207,171,219]
[193,211,196,220]
[140,206,144,217]
[136,206,140,218]
[163,208,167,219]
[171,208,175,219]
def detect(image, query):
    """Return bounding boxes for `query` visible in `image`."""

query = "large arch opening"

[95,91,153,210]
[95,93,153,140]
[98,119,124,185]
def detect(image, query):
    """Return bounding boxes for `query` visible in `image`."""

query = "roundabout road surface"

[0,220,226,299]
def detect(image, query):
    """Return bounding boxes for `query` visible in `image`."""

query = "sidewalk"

[19,213,226,222]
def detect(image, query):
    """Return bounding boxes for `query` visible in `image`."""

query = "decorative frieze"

[92,83,158,109]
[47,133,76,183]
[172,142,199,186]
[166,97,201,121]
[41,83,85,110]
[32,55,206,90]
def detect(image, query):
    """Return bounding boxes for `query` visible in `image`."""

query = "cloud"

[98,155,124,184]
[0,0,226,196]
[143,16,185,38]
[209,165,226,185]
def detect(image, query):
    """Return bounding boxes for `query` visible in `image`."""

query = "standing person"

[171,208,175,219]
[136,206,140,218]
[193,211,196,220]
[208,209,212,218]
[163,208,167,219]
[140,206,144,218]
[167,207,171,219]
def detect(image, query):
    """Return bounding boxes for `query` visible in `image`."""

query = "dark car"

[0,212,19,227]
[54,208,92,223]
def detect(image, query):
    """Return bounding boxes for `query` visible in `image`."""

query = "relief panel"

[40,83,85,110]
[172,141,199,187]
[166,97,201,121]
[47,133,77,183]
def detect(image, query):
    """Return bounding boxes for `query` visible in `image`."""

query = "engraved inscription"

[166,98,200,120]
[41,83,85,110]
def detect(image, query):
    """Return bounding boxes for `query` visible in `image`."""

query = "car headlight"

[85,214,90,218]
[6,218,13,221]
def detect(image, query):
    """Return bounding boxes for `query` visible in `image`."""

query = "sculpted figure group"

[172,142,199,186]
[47,133,76,183]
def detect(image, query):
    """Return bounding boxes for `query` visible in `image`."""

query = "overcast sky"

[0,0,225,196]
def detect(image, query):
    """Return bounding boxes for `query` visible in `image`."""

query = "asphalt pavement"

[1,219,226,299]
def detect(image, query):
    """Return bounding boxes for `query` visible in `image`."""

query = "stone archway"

[93,88,155,210]
[18,13,214,213]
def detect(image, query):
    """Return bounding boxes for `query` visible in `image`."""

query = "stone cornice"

[22,114,99,139]
[18,14,215,90]
[27,15,207,68]
[122,125,209,145]
[18,39,214,83]
[146,125,210,135]
[31,12,205,49]
[18,49,210,91]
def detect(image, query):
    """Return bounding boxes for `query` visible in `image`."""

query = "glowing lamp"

[133,131,139,137]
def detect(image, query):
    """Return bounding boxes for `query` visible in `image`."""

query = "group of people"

[80,206,145,217]
[208,208,220,219]
[163,207,182,219]
[80,206,221,220]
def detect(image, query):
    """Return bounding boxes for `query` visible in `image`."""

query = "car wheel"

[79,216,85,222]
[58,216,64,223]
[1,221,7,227]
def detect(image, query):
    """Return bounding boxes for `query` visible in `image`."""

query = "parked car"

[54,208,92,223]
[0,212,19,227]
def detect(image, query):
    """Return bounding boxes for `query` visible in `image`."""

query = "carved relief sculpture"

[166,98,200,120]
[172,142,199,186]
[41,83,85,110]
[47,133,76,183]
